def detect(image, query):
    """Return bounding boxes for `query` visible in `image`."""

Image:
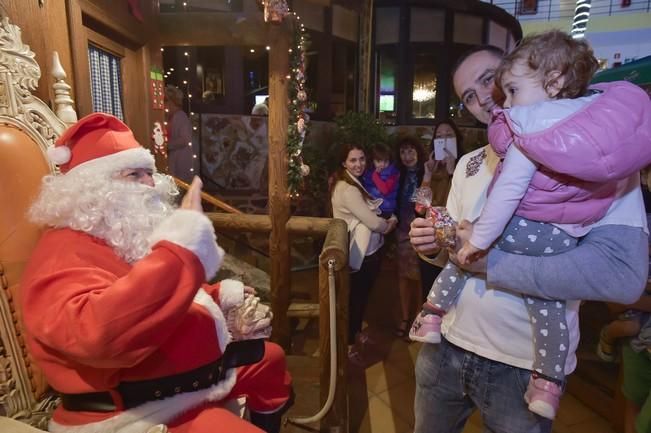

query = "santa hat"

[48,113,154,175]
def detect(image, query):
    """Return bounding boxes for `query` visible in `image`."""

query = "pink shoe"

[524,376,562,419]
[408,314,442,343]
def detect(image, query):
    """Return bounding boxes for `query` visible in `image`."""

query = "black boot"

[249,388,295,433]
[249,410,282,433]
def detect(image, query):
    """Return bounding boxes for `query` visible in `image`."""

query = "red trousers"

[168,342,292,433]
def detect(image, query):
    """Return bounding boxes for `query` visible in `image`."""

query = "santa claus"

[20,113,292,433]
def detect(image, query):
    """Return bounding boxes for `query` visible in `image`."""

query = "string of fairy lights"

[160,0,310,197]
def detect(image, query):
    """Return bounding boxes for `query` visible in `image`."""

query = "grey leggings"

[426,216,577,381]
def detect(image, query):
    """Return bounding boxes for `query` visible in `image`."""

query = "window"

[375,7,400,45]
[410,8,445,42]
[88,45,124,120]
[376,48,398,124]
[453,14,483,45]
[411,50,438,119]
[332,40,357,115]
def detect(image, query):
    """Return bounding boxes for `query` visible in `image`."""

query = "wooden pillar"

[268,23,291,349]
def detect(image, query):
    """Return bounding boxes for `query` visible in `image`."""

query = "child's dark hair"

[496,30,598,99]
[371,144,392,163]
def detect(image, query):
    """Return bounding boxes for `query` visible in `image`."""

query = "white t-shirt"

[441,146,581,374]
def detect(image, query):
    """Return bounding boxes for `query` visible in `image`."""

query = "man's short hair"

[451,45,505,77]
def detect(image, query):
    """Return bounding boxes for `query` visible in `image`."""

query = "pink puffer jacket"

[487,80,651,225]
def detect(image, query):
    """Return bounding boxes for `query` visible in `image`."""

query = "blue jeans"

[414,339,552,433]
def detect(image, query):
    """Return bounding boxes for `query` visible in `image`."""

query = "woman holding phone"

[414,120,461,313]
[425,119,461,209]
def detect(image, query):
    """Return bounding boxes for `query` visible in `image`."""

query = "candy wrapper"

[411,187,457,248]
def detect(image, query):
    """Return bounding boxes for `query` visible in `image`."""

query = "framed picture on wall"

[203,69,223,101]
[518,0,538,15]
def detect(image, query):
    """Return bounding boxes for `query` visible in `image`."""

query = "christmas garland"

[262,0,310,197]
[286,14,310,197]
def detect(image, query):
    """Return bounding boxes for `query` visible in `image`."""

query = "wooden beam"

[303,0,332,5]
[158,13,269,47]
[287,216,333,236]
[207,213,271,233]
[206,213,333,236]
[287,303,320,318]
[268,23,292,349]
[175,177,243,214]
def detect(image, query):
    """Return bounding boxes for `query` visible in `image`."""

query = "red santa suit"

[20,113,292,433]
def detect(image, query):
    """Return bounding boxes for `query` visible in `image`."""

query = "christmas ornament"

[264,0,289,23]
[152,121,167,157]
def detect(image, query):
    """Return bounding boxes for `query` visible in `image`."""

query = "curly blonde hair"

[496,30,599,99]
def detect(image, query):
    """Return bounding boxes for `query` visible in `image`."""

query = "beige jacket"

[331,177,388,271]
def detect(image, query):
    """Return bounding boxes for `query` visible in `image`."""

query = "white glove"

[226,293,273,340]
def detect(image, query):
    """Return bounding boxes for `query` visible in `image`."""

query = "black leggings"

[348,250,383,344]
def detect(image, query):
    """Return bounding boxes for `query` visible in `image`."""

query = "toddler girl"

[410,30,651,419]
[362,144,400,218]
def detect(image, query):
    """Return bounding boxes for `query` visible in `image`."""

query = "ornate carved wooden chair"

[0,12,77,432]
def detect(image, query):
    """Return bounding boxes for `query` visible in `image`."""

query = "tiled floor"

[282,265,618,433]
[285,333,617,433]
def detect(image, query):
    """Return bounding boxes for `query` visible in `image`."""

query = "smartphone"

[433,138,446,160]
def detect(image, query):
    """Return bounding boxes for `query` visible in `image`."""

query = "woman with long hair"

[331,143,397,365]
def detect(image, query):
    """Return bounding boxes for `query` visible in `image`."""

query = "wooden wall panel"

[0,0,163,152]
[66,0,164,152]
[159,13,268,47]
[0,0,74,105]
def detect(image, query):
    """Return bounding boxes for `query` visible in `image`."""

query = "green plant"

[295,112,390,217]
[333,111,389,154]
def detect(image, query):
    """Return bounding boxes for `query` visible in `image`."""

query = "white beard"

[30,172,180,263]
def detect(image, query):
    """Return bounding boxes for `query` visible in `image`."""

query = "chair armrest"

[0,417,48,433]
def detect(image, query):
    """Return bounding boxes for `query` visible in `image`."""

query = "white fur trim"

[67,147,155,176]
[193,288,232,353]
[218,279,245,310]
[48,145,72,165]
[149,210,224,280]
[48,369,237,433]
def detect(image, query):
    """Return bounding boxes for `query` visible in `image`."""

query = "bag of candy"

[411,187,456,248]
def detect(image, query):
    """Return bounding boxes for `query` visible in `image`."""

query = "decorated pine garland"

[286,14,310,198]
[262,0,310,197]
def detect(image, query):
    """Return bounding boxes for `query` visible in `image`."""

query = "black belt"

[59,339,265,412]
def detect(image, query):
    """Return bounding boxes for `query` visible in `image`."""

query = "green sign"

[592,56,651,87]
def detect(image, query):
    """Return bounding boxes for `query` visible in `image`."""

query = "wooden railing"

[173,177,242,214]
[171,181,350,431]
[207,212,349,432]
